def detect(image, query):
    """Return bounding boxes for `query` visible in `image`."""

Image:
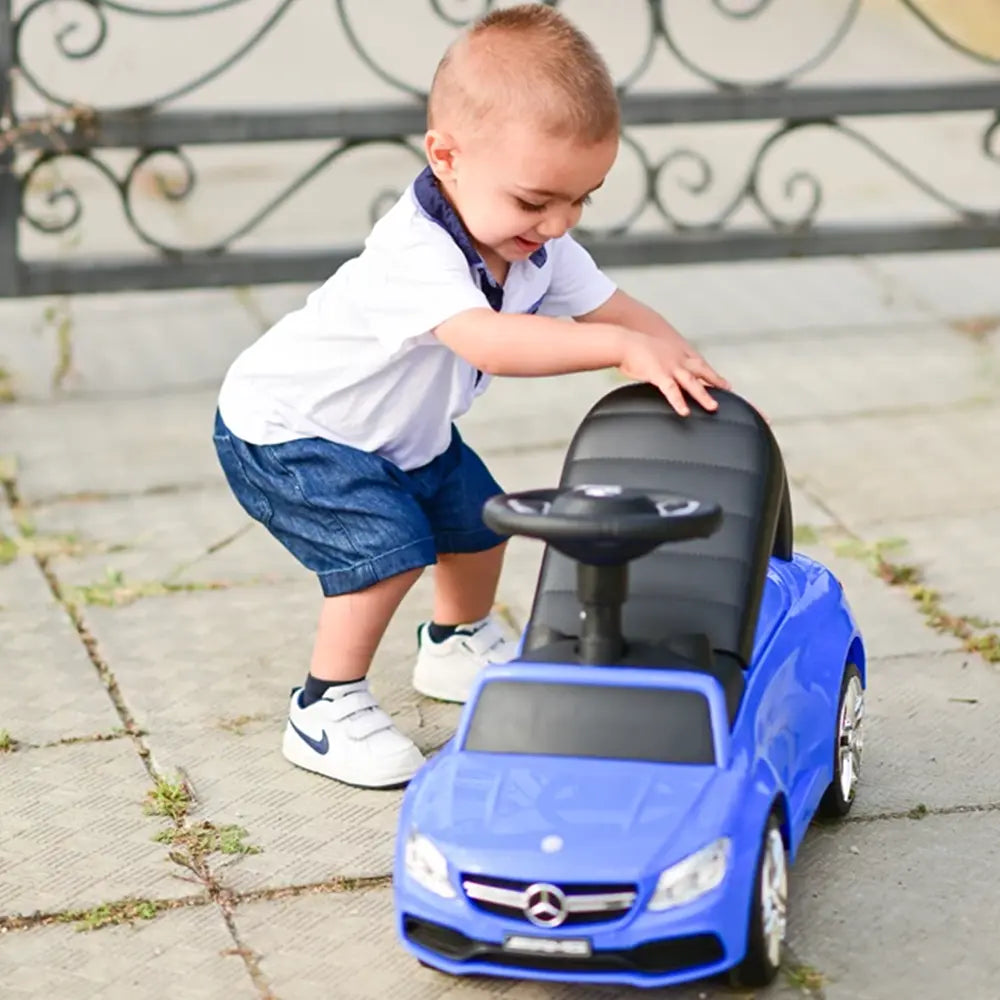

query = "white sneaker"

[281,680,425,788]
[412,614,520,704]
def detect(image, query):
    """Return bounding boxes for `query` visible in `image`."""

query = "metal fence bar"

[19,220,1000,298]
[13,81,1000,152]
[3,0,999,298]
[0,0,21,298]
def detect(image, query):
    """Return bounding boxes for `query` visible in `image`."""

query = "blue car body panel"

[393,552,865,988]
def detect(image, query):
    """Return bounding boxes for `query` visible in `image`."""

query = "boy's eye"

[516,197,546,212]
[575,194,593,207]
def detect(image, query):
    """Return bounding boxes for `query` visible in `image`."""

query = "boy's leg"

[411,429,519,703]
[212,413,435,787]
[310,568,423,682]
[431,544,506,627]
[284,568,426,788]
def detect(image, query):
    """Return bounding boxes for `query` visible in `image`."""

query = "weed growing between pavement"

[216,712,270,735]
[0,523,122,562]
[784,960,825,992]
[828,535,1000,663]
[0,366,14,404]
[793,524,820,545]
[154,822,262,858]
[143,773,262,878]
[68,568,230,607]
[41,298,75,391]
[0,534,16,565]
[59,898,165,932]
[143,774,192,824]
[0,876,393,936]
[0,729,18,752]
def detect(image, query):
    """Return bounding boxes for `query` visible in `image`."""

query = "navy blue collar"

[412,167,548,312]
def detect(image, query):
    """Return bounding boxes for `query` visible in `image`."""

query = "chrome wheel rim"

[837,674,865,802]
[761,826,787,968]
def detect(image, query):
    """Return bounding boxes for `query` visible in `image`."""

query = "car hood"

[407,752,733,883]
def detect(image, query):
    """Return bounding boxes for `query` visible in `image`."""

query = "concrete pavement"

[2,248,1000,999]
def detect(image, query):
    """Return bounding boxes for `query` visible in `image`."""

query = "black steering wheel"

[483,484,722,566]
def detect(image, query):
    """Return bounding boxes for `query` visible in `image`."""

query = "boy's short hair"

[427,3,620,144]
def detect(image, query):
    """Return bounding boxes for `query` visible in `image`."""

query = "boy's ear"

[424,129,459,181]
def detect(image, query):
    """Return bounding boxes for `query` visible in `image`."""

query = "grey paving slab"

[869,511,1000,625]
[232,885,806,1000]
[0,601,121,744]
[776,403,1000,527]
[603,257,931,343]
[0,290,259,402]
[145,726,405,892]
[789,811,1000,1000]
[0,299,59,403]
[79,581,320,733]
[1,903,256,1000]
[707,323,998,424]
[1,390,221,503]
[30,486,302,591]
[0,545,55,612]
[866,249,1000,321]
[853,651,1000,817]
[0,741,182,915]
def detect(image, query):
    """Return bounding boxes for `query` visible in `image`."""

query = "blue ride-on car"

[393,382,866,990]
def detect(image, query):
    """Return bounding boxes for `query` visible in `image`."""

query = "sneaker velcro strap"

[462,621,506,655]
[324,689,379,721]
[346,707,395,741]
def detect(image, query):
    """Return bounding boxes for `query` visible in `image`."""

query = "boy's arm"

[576,289,730,395]
[433,308,720,415]
[434,309,626,377]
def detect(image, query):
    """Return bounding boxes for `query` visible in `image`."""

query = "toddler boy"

[213,4,729,789]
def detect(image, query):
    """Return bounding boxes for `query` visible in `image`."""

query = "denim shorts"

[212,411,506,596]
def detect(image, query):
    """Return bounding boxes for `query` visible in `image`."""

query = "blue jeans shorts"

[212,411,506,596]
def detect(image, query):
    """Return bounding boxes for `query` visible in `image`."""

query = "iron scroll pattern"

[6,0,1000,267]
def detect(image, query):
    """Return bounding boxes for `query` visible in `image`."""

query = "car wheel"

[730,813,787,989]
[817,662,864,819]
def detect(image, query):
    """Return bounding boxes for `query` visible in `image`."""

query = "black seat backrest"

[522,383,793,667]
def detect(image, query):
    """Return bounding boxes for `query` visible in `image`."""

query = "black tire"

[730,812,786,989]
[817,662,864,819]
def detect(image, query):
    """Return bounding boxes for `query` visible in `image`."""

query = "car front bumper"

[393,873,752,989]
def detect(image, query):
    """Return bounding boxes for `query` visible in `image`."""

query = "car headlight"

[647,838,731,911]
[404,828,456,899]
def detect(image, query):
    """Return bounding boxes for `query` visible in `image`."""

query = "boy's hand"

[618,328,730,417]
[577,290,729,416]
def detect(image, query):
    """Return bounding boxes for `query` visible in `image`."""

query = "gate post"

[0,0,21,297]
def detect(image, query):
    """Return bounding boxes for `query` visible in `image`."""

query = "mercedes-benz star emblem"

[523,883,568,928]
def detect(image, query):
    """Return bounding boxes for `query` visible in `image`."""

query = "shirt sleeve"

[364,229,491,355]
[536,234,617,319]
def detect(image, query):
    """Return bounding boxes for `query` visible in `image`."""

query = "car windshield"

[462,680,716,765]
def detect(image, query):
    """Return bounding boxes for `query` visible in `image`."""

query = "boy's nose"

[537,206,580,240]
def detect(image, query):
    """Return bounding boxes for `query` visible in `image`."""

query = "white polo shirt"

[217,167,617,470]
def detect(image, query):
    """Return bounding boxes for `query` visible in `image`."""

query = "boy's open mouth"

[514,236,543,253]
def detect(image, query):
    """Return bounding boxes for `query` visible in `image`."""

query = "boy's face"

[427,121,618,268]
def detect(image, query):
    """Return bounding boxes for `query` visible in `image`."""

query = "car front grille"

[461,873,637,926]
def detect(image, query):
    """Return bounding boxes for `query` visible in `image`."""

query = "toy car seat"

[520,382,792,705]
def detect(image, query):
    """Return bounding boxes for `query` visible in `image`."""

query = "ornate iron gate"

[1,0,998,298]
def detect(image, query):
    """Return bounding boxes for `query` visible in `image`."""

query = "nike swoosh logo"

[289,718,329,755]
